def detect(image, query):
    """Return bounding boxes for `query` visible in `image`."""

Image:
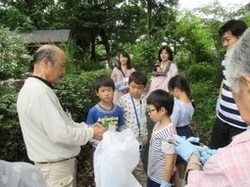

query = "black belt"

[35,157,75,164]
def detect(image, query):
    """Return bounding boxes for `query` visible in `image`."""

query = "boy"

[86,75,125,147]
[119,71,148,187]
[146,89,176,187]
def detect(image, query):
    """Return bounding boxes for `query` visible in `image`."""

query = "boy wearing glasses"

[119,71,148,187]
[146,89,177,187]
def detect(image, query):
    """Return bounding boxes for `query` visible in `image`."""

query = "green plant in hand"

[101,117,110,128]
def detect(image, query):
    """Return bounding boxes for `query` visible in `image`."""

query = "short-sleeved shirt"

[147,122,177,184]
[86,104,124,127]
[119,93,148,138]
[171,98,194,128]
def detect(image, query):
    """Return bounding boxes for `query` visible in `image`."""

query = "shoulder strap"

[163,61,172,74]
[119,69,126,77]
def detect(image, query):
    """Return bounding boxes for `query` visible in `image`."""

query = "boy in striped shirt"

[146,90,177,187]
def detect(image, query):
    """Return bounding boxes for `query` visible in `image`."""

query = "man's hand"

[91,123,106,140]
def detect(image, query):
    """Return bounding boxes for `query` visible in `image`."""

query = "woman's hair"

[168,75,193,101]
[117,51,133,69]
[158,45,173,62]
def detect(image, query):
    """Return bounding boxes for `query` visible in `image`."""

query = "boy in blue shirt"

[86,75,125,147]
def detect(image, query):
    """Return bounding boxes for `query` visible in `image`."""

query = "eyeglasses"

[147,109,156,114]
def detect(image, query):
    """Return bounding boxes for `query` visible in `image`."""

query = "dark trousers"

[147,174,175,187]
[210,117,246,149]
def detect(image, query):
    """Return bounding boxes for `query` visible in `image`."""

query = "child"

[86,75,125,148]
[111,51,136,105]
[119,71,148,187]
[146,90,177,187]
[148,46,178,94]
[168,75,195,187]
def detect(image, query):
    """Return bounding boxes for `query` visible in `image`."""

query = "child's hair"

[147,89,174,116]
[117,51,133,69]
[128,72,147,86]
[158,45,173,62]
[168,75,193,101]
[94,75,115,92]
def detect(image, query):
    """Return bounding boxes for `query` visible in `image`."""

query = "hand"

[174,135,199,162]
[91,123,106,141]
[199,146,216,164]
[160,181,172,187]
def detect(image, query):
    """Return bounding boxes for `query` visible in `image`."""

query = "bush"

[0,86,28,161]
[0,26,29,80]
[56,69,112,122]
[190,80,218,144]
[184,63,221,86]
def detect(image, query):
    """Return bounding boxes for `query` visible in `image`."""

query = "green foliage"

[55,69,111,122]
[126,39,159,72]
[191,80,218,144]
[181,63,221,144]
[0,27,29,80]
[174,14,218,65]
[183,63,221,86]
[0,86,28,161]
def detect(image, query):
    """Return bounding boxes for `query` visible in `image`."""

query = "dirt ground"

[76,143,96,187]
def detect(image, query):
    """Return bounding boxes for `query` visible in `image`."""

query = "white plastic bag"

[94,128,142,187]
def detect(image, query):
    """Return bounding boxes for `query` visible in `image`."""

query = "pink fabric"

[111,67,135,104]
[186,130,250,187]
[148,63,178,93]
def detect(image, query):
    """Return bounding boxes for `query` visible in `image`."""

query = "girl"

[148,46,178,94]
[168,75,195,187]
[111,51,135,104]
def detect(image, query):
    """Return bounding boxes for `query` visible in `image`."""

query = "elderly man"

[17,45,106,187]
[172,28,250,187]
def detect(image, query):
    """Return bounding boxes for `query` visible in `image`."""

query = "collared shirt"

[17,77,93,162]
[119,93,148,138]
[187,130,250,187]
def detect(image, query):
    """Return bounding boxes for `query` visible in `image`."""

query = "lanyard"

[130,94,141,136]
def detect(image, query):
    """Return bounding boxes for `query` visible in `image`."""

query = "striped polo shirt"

[147,122,176,184]
[218,48,247,129]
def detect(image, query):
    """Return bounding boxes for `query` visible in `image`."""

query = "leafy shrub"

[126,39,159,72]
[0,86,28,161]
[190,80,218,144]
[184,63,221,86]
[56,69,111,122]
[0,26,29,80]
